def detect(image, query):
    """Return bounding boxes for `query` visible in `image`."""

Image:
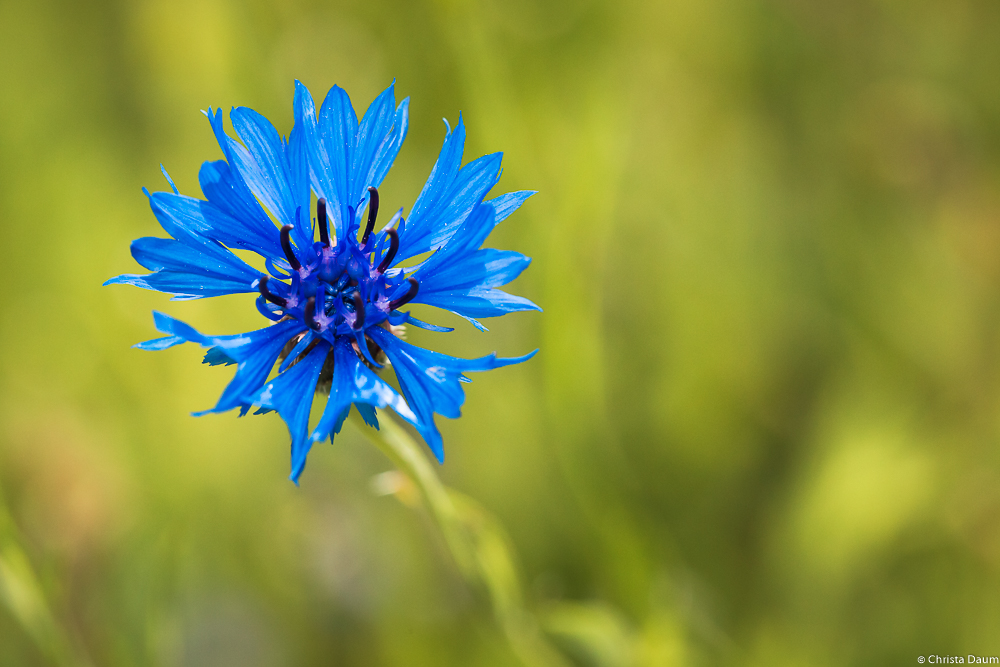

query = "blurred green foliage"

[2,0,1000,664]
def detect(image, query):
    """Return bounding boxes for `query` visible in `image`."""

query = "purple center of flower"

[256,186,419,342]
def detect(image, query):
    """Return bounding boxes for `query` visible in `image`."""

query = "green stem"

[350,411,571,667]
[351,411,477,577]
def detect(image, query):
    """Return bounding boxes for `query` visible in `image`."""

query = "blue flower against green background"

[106,81,539,483]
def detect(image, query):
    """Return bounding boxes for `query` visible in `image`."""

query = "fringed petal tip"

[503,348,539,366]
[133,334,186,351]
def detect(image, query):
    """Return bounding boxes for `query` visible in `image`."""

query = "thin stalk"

[350,411,571,667]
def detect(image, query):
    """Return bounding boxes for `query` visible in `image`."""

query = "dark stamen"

[258,275,287,308]
[389,278,420,311]
[351,291,365,330]
[361,186,379,245]
[377,228,399,273]
[280,225,301,270]
[317,198,330,246]
[304,296,318,330]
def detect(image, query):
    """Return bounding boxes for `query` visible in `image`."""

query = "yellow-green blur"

[0,0,997,665]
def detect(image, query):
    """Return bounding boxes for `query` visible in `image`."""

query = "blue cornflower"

[106,81,539,483]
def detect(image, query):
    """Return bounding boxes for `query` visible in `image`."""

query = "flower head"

[106,81,539,482]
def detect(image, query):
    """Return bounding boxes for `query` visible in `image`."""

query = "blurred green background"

[2,0,1000,664]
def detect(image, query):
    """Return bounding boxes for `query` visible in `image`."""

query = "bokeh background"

[2,0,1000,664]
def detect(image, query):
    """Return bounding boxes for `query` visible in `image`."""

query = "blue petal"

[400,313,455,332]
[288,84,319,250]
[150,311,298,356]
[396,114,505,262]
[405,116,465,234]
[414,288,541,319]
[145,192,268,274]
[411,201,496,276]
[352,329,383,369]
[342,93,408,238]
[203,347,237,366]
[251,342,331,483]
[412,202,501,273]
[460,314,488,332]
[305,81,408,239]
[277,330,314,373]
[420,150,502,245]
[485,190,535,226]
[295,81,346,241]
[103,191,269,298]
[205,107,277,220]
[405,201,540,320]
[228,107,296,222]
[148,313,306,414]
[206,107,312,255]
[130,237,196,272]
[355,403,380,429]
[309,339,416,445]
[368,327,536,462]
[161,164,179,194]
[198,160,285,259]
[104,271,255,298]
[317,85,358,238]
[293,81,328,204]
[352,84,396,193]
[207,329,304,414]
[369,97,409,190]
[352,84,405,212]
[134,335,185,350]
[420,250,532,290]
[129,236,256,281]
